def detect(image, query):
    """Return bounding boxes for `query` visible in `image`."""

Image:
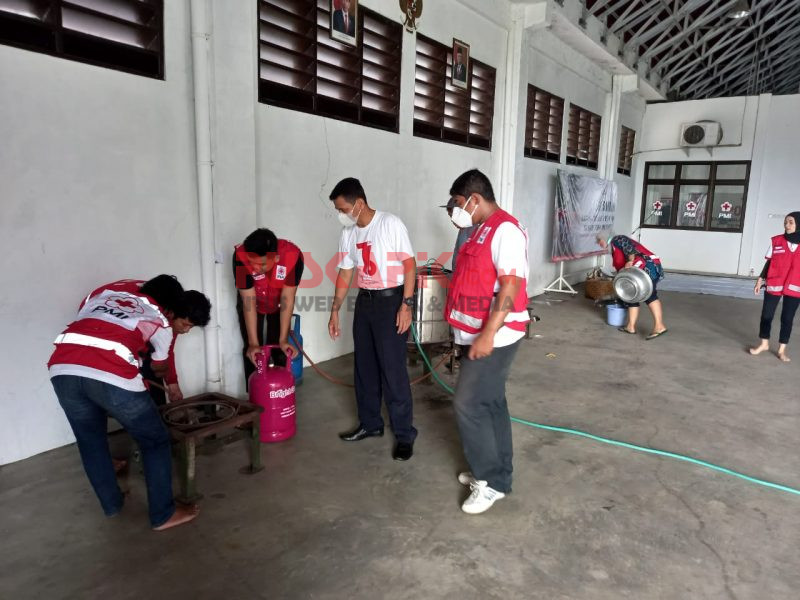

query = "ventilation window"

[0,0,164,78]
[617,126,635,176]
[566,103,601,170]
[413,33,496,151]
[258,0,402,133]
[524,85,564,162]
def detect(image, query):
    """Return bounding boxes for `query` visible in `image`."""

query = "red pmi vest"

[765,235,800,297]
[610,237,661,272]
[445,209,530,334]
[48,280,170,380]
[234,239,301,314]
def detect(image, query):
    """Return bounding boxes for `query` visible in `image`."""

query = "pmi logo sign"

[269,386,295,399]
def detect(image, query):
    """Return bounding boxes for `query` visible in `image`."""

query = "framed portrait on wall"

[451,38,470,90]
[330,0,358,46]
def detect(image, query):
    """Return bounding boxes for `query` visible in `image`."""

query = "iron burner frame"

[159,392,264,504]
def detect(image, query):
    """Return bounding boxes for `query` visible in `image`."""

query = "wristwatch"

[402,296,414,308]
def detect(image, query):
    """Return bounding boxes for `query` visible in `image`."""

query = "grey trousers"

[453,340,521,493]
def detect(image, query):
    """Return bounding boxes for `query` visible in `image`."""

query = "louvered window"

[524,85,563,162]
[258,0,402,133]
[617,126,635,176]
[413,34,495,150]
[0,0,164,78]
[566,103,601,170]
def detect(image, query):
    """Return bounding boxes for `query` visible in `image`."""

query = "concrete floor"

[1,290,799,600]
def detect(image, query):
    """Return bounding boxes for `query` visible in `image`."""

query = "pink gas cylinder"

[248,345,296,442]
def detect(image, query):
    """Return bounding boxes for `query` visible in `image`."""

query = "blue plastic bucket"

[606,303,627,327]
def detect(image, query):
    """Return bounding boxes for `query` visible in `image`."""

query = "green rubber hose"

[409,323,800,498]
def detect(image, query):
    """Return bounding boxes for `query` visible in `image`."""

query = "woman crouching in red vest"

[234,228,304,385]
[750,211,800,362]
[597,234,667,340]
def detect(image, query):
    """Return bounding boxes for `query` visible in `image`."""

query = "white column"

[190,0,221,391]
[497,1,549,212]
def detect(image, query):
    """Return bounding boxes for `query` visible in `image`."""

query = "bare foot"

[749,343,769,356]
[777,352,791,363]
[152,504,200,531]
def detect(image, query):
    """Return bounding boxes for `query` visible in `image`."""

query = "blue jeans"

[453,340,521,493]
[51,375,175,527]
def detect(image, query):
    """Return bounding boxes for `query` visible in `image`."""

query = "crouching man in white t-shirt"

[328,177,418,461]
[444,169,530,514]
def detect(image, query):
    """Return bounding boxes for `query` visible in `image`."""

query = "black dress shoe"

[339,425,384,441]
[392,442,413,461]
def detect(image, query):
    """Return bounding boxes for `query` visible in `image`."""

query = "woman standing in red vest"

[750,212,800,362]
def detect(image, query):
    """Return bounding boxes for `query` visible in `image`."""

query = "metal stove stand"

[159,392,264,504]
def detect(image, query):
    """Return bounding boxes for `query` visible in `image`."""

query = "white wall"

[252,0,511,371]
[0,0,205,464]
[614,94,648,237]
[740,95,800,275]
[208,0,261,399]
[514,28,645,293]
[0,0,653,463]
[628,94,797,276]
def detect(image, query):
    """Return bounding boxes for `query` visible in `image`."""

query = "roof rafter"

[677,19,800,96]
[580,0,800,99]
[666,0,792,85]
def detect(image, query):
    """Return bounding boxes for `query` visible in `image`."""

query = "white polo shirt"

[337,211,414,289]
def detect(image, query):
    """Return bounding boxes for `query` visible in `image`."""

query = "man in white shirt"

[328,178,418,461]
[444,169,530,515]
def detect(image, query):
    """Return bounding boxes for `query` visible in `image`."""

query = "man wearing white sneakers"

[444,169,530,514]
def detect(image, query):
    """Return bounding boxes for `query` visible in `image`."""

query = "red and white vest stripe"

[445,209,530,334]
[234,240,301,314]
[48,280,170,391]
[766,235,800,297]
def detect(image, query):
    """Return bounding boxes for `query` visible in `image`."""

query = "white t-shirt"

[765,242,798,258]
[454,221,530,348]
[337,211,414,289]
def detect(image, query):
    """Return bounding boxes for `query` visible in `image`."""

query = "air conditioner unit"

[679,121,723,147]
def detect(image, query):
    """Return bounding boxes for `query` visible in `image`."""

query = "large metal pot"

[613,267,653,304]
[411,264,451,345]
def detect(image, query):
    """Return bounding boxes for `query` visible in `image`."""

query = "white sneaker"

[457,471,476,486]
[461,481,505,515]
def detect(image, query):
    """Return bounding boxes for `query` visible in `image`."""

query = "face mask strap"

[463,195,475,215]
[351,200,362,221]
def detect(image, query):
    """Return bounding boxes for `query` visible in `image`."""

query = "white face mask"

[450,196,476,229]
[337,202,361,227]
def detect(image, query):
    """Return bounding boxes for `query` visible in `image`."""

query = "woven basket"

[585,277,614,299]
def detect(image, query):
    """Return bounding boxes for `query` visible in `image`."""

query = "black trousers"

[353,290,417,444]
[759,292,800,344]
[237,301,286,389]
